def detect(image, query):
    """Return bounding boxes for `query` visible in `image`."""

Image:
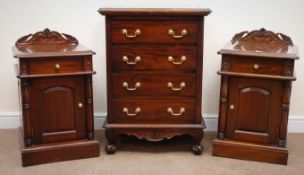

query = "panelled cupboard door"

[226,77,283,144]
[30,77,86,144]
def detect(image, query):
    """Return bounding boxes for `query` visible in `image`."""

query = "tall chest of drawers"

[13,29,100,166]
[99,8,211,154]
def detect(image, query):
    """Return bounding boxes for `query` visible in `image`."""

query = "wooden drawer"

[227,56,286,76]
[109,98,196,124]
[29,57,84,74]
[111,45,197,70]
[112,73,196,97]
[111,20,198,43]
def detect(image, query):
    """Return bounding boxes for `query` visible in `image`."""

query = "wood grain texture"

[218,28,299,59]
[109,98,196,124]
[101,8,210,154]
[111,20,198,44]
[111,44,197,71]
[213,29,298,165]
[212,139,288,165]
[14,29,99,166]
[226,55,286,76]
[28,57,84,74]
[99,8,211,16]
[112,73,196,97]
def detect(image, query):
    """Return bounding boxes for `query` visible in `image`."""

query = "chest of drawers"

[212,28,299,164]
[13,29,100,166]
[99,8,211,154]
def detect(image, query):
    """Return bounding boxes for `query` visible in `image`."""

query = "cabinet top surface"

[218,28,299,60]
[98,8,211,16]
[13,28,94,58]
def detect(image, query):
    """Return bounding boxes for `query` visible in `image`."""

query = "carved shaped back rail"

[15,28,78,47]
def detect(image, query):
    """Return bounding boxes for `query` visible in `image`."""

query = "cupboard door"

[31,77,85,144]
[226,77,282,144]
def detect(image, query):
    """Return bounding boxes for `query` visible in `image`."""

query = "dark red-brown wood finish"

[212,28,299,165]
[99,8,211,154]
[13,29,100,166]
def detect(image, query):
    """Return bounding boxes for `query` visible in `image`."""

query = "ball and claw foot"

[105,144,117,154]
[192,144,203,155]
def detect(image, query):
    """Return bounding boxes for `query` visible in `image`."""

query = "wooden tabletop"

[99,8,211,16]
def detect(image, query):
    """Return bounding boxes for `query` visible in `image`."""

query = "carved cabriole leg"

[105,129,118,154]
[190,130,204,155]
[278,81,292,147]
[21,80,32,147]
[218,76,229,139]
[85,76,94,139]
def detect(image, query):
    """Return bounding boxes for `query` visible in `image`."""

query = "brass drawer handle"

[253,64,260,70]
[55,63,60,70]
[122,107,141,116]
[122,82,141,91]
[121,29,141,38]
[78,102,83,108]
[167,107,185,116]
[122,56,141,65]
[168,29,188,39]
[167,82,186,91]
[168,56,187,65]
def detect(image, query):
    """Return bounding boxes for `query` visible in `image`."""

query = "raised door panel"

[31,77,85,144]
[226,77,282,144]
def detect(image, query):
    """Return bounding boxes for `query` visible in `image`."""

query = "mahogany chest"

[99,8,211,154]
[13,29,100,166]
[212,28,299,164]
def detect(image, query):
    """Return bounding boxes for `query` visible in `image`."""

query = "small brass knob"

[78,102,83,108]
[55,63,60,70]
[230,105,234,110]
[253,64,259,70]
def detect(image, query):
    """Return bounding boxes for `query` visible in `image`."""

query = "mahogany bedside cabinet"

[99,8,211,154]
[13,29,100,166]
[212,28,299,164]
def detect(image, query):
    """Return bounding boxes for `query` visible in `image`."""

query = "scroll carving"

[15,28,78,47]
[232,28,293,46]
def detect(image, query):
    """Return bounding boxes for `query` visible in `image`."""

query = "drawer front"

[111,20,198,43]
[228,57,285,75]
[109,98,196,124]
[111,45,197,70]
[112,73,196,97]
[29,57,84,74]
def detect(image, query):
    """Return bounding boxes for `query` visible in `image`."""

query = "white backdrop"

[0,0,303,127]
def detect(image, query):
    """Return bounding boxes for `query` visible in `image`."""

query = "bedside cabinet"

[13,29,100,166]
[212,28,299,164]
[99,8,211,154]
